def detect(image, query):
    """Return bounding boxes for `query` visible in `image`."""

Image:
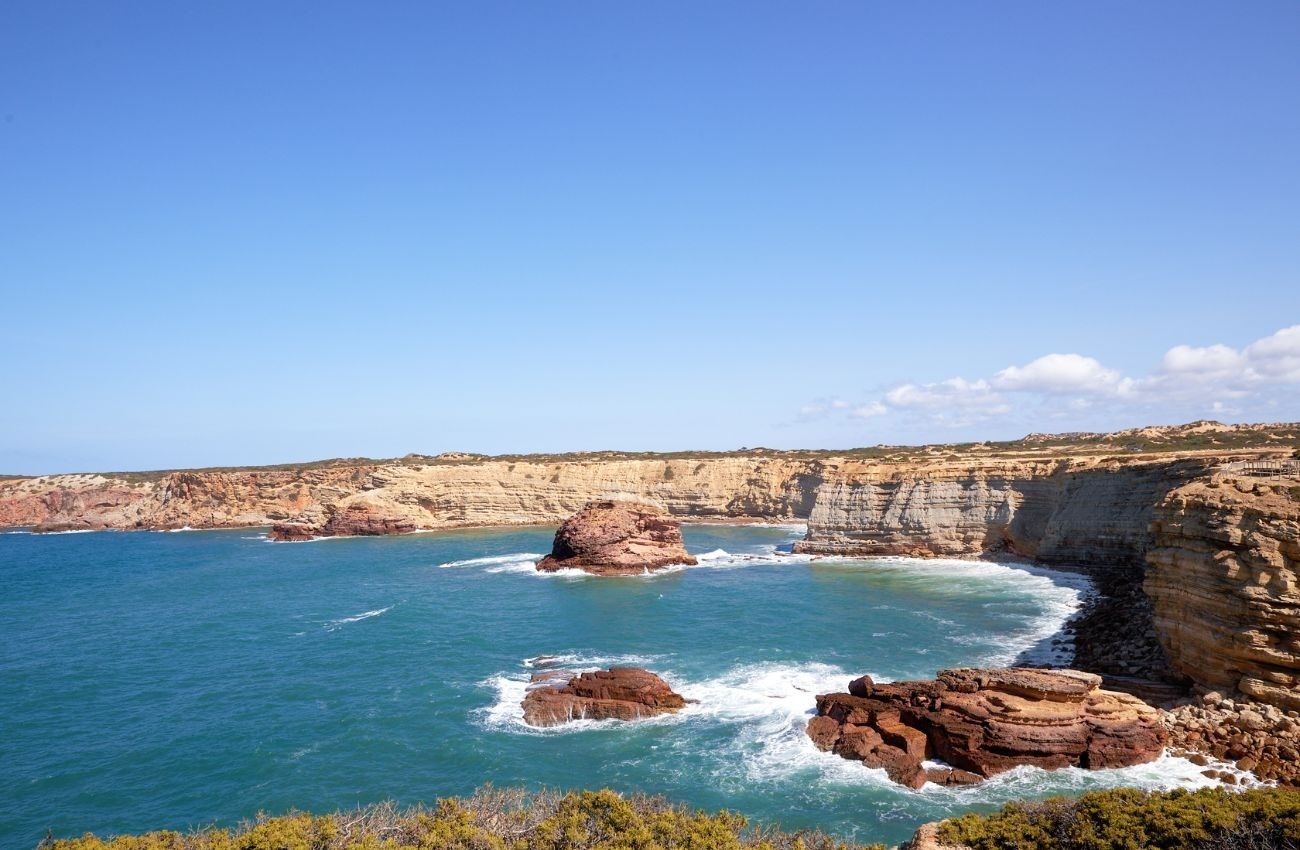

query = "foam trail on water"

[324,605,393,631]
[439,552,543,570]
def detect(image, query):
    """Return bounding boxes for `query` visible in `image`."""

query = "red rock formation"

[521,667,689,727]
[267,522,316,542]
[808,668,1165,789]
[535,500,697,575]
[317,504,416,537]
[267,504,416,541]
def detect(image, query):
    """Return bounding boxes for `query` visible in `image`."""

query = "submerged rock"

[535,500,697,575]
[521,667,689,727]
[808,667,1165,789]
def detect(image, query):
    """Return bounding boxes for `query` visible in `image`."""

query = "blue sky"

[2,2,1298,473]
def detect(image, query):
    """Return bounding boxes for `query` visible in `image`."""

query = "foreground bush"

[40,787,884,850]
[938,786,1300,850]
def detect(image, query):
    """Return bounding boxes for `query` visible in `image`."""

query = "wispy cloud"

[799,324,1300,429]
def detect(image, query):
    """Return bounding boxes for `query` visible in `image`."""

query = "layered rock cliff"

[792,457,1211,568]
[0,455,821,532]
[1146,472,1300,710]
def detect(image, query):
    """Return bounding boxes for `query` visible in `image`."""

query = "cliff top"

[3,420,1297,484]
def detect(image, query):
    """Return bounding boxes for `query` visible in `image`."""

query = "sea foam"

[324,605,393,631]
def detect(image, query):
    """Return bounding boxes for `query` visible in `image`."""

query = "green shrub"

[938,787,1300,850]
[38,788,884,850]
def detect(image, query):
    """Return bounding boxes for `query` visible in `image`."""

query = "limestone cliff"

[1146,472,1300,709]
[0,455,820,533]
[792,457,1211,567]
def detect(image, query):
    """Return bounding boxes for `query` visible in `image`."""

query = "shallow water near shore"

[0,525,1222,847]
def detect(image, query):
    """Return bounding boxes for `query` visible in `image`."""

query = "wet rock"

[535,500,696,575]
[809,667,1165,787]
[521,667,688,727]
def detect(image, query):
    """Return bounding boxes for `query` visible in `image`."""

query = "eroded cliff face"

[793,458,1211,567]
[1146,474,1300,709]
[0,456,822,532]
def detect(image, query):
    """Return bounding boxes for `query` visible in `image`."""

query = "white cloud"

[885,378,1003,410]
[1244,324,1300,382]
[850,402,888,418]
[1160,343,1245,376]
[797,324,1300,430]
[992,353,1134,396]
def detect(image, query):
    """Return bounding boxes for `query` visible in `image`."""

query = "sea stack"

[808,668,1166,789]
[535,499,697,575]
[522,667,689,727]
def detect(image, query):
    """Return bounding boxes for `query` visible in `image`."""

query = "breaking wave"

[324,605,393,631]
[440,552,543,570]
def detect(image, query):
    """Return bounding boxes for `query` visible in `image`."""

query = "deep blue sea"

[0,524,1220,848]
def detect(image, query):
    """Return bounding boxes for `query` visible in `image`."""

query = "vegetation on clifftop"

[937,787,1300,850]
[40,788,885,850]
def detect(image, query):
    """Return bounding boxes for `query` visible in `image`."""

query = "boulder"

[809,667,1165,788]
[521,667,689,727]
[535,500,697,575]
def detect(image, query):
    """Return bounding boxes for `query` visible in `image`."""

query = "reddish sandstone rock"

[268,503,417,541]
[318,504,416,537]
[809,667,1165,788]
[535,500,697,575]
[521,667,689,727]
[268,522,316,542]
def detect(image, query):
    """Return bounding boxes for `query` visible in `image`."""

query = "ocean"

[0,524,1224,847]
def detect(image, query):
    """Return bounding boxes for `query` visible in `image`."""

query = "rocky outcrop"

[267,522,316,542]
[521,667,688,727]
[267,500,418,540]
[808,668,1165,789]
[535,500,697,575]
[1146,473,1300,709]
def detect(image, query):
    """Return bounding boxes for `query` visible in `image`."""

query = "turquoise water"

[0,525,1217,848]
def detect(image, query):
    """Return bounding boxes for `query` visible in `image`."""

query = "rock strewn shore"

[1165,690,1300,786]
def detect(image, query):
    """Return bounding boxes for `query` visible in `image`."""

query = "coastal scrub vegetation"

[40,787,885,850]
[937,786,1300,850]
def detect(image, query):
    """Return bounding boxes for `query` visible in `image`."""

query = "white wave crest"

[825,557,1091,667]
[912,752,1260,804]
[479,652,672,733]
[440,552,543,570]
[324,605,393,631]
[521,652,663,670]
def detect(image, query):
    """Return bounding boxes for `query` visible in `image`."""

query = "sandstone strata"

[1146,473,1300,709]
[792,458,1210,566]
[535,500,696,575]
[808,668,1165,789]
[521,667,688,727]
